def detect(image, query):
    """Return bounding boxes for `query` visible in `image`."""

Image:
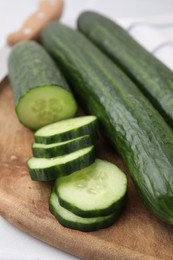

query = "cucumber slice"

[49,192,118,232]
[34,115,97,144]
[27,146,95,181]
[55,159,127,217]
[32,135,94,158]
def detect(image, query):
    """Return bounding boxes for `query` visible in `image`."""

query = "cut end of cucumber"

[16,85,77,130]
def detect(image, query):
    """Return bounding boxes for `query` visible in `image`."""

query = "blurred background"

[1,0,173,46]
[0,0,173,259]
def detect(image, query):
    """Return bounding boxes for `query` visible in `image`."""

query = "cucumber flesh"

[55,159,127,217]
[17,85,77,130]
[32,135,95,158]
[34,115,97,144]
[27,145,95,181]
[49,192,118,232]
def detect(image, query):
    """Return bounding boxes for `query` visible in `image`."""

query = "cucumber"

[49,192,118,232]
[55,159,127,217]
[8,40,77,130]
[77,11,173,127]
[34,115,97,144]
[41,22,173,224]
[27,146,95,181]
[32,135,94,158]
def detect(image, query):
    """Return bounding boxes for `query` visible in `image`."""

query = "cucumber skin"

[32,135,95,158]
[41,22,173,224]
[28,146,95,181]
[49,192,119,232]
[77,11,173,127]
[8,40,71,107]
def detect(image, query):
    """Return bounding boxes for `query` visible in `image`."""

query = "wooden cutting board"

[0,81,173,260]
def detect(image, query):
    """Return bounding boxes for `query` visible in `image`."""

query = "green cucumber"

[34,115,97,144]
[77,11,173,127]
[55,159,127,217]
[49,192,118,232]
[8,40,77,130]
[32,135,94,158]
[27,145,95,181]
[41,22,173,224]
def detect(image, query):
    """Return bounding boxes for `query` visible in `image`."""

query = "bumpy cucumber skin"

[32,135,95,158]
[34,117,98,144]
[77,11,173,127]
[49,192,119,232]
[41,22,173,224]
[28,146,95,181]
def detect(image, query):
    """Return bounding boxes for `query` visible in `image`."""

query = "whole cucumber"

[78,11,173,127]
[41,22,173,224]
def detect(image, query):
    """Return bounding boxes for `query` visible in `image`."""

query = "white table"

[1,0,173,259]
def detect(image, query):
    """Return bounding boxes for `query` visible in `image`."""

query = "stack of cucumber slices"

[51,159,127,231]
[27,115,127,232]
[27,116,97,181]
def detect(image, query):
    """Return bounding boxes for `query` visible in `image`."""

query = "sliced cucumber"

[34,115,97,144]
[49,192,118,232]
[32,135,94,158]
[55,159,127,217]
[27,146,95,181]
[8,41,77,130]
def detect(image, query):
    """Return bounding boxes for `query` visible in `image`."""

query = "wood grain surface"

[0,82,173,259]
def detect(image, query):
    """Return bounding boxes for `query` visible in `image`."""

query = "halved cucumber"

[8,41,77,130]
[49,192,118,232]
[55,159,127,217]
[32,135,94,158]
[34,115,97,144]
[27,146,95,181]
